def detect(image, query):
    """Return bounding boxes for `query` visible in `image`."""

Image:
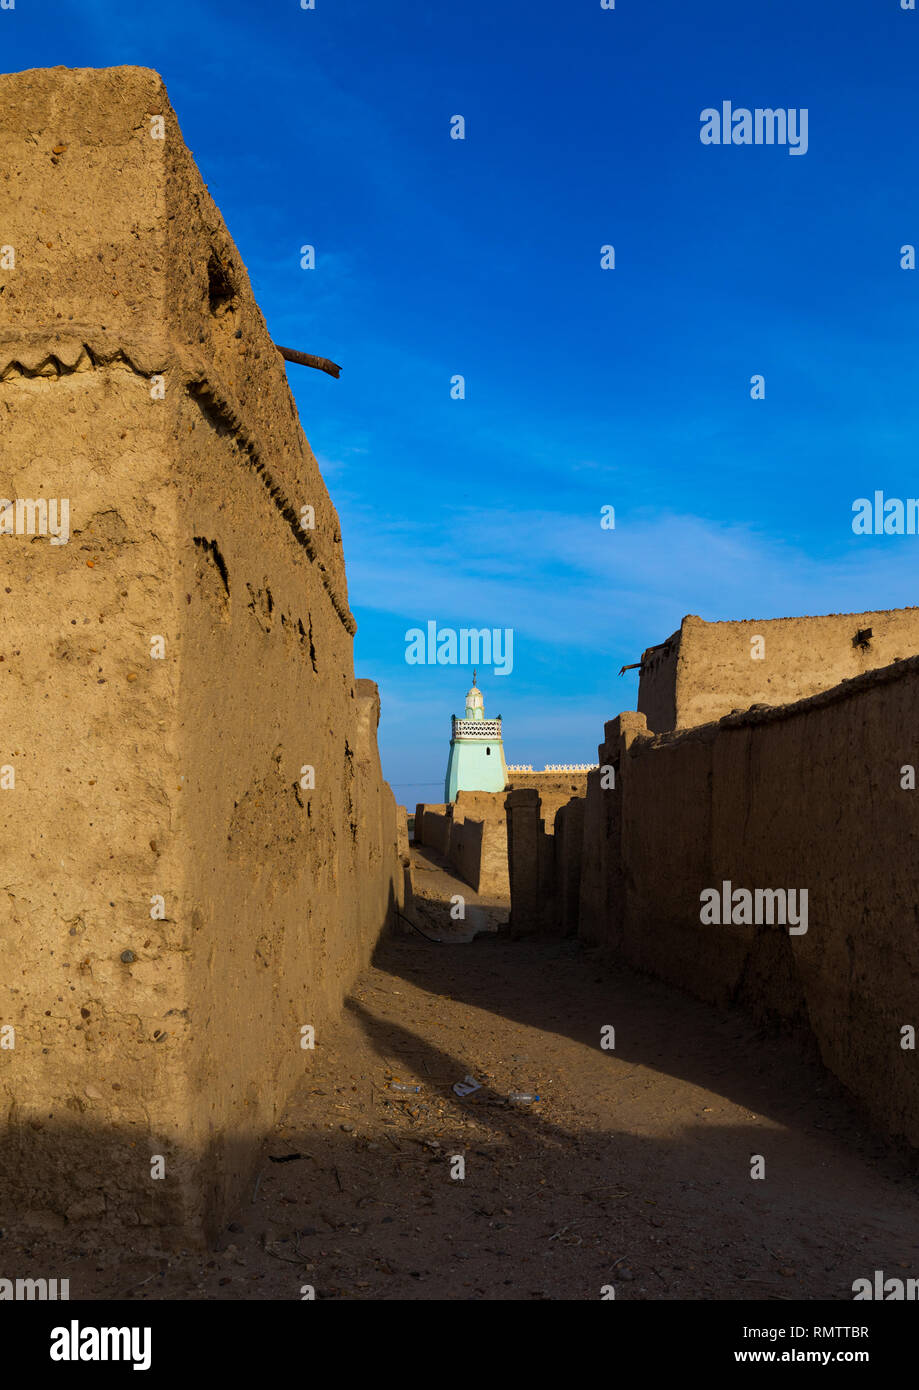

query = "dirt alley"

[8,847,919,1301]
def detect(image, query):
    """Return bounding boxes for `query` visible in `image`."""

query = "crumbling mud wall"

[413,776,589,897]
[520,659,919,1149]
[638,609,919,733]
[505,770,590,804]
[413,805,449,856]
[634,640,679,735]
[0,65,404,1243]
[448,817,486,893]
[413,792,509,898]
[504,791,584,937]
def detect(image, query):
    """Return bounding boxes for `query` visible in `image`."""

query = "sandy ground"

[6,846,919,1301]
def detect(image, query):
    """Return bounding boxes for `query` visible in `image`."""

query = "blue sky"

[5,0,918,798]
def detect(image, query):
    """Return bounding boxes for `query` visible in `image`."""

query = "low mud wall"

[414,793,509,898]
[512,659,919,1149]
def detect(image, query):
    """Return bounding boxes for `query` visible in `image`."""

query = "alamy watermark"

[700,880,808,934]
[0,1276,69,1299]
[700,102,808,156]
[50,1321,151,1370]
[852,1270,919,1300]
[0,497,70,544]
[852,492,919,535]
[405,622,514,675]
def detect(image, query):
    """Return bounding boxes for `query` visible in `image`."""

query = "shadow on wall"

[504,791,585,939]
[0,888,403,1251]
[507,656,919,1155]
[413,801,508,898]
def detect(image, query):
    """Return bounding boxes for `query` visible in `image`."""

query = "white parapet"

[506,763,598,773]
[451,718,503,739]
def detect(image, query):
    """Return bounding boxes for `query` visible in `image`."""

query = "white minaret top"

[465,670,485,721]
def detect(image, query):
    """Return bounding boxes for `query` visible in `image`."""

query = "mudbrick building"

[0,65,409,1244]
[637,608,919,733]
[506,607,919,1152]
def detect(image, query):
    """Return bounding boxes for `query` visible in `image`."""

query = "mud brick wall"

[577,714,645,949]
[414,795,508,900]
[638,609,919,733]
[448,817,486,894]
[414,806,452,858]
[505,771,589,818]
[503,790,585,938]
[451,792,508,897]
[0,65,403,1243]
[413,796,508,898]
[504,789,561,937]
[504,791,543,937]
[476,813,510,898]
[552,797,585,937]
[568,660,919,1150]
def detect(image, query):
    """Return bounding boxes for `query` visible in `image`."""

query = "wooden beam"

[276,345,341,378]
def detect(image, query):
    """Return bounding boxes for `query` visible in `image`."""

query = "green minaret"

[444,671,508,800]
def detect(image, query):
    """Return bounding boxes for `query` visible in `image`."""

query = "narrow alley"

[12,849,919,1302]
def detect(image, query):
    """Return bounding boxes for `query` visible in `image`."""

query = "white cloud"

[344,501,919,661]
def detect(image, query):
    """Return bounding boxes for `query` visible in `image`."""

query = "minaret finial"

[472,668,477,686]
